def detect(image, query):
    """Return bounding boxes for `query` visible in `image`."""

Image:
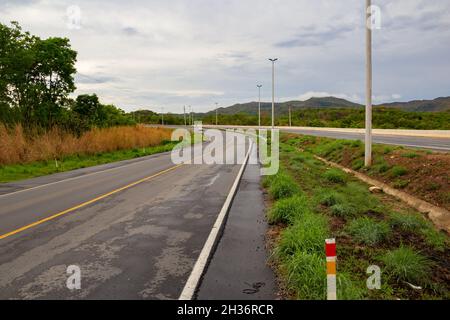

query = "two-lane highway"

[0,136,252,299]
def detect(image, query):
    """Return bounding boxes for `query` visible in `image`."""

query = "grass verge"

[263,133,449,300]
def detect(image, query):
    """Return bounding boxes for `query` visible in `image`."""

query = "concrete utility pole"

[161,107,164,125]
[188,105,192,126]
[215,102,219,126]
[257,84,262,128]
[269,58,278,129]
[289,105,292,127]
[183,105,187,126]
[365,0,373,167]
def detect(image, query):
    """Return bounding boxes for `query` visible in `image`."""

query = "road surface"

[198,125,450,151]
[281,128,450,151]
[0,136,256,299]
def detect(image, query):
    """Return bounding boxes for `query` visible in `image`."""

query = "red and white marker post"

[326,238,337,300]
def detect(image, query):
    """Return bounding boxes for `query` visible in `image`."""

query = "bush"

[391,166,408,177]
[268,173,300,200]
[323,168,347,184]
[381,246,431,284]
[346,217,390,245]
[268,195,311,224]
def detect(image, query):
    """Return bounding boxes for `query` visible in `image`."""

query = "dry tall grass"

[0,124,173,165]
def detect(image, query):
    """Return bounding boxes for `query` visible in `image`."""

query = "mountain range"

[204,96,450,116]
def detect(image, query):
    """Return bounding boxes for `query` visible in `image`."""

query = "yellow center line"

[0,164,184,240]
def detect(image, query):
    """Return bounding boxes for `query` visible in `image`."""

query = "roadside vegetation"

[288,134,450,210]
[0,22,180,183]
[263,133,449,300]
[0,125,175,182]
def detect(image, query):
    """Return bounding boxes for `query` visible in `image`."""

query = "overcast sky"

[1,0,449,113]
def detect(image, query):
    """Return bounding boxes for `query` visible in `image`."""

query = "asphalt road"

[0,138,253,299]
[157,125,450,151]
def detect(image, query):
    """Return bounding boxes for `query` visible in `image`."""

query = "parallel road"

[198,125,450,151]
[281,128,450,151]
[0,138,251,299]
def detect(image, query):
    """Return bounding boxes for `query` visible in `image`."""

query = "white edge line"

[178,141,253,300]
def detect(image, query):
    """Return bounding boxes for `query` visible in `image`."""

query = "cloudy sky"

[1,0,449,113]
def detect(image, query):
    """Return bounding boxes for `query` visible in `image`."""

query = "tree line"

[0,22,134,134]
[200,108,450,130]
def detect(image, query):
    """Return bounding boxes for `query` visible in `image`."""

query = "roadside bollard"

[326,238,337,300]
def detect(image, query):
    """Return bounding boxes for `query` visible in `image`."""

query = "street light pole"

[269,58,278,129]
[289,105,292,127]
[365,0,373,166]
[161,107,164,125]
[188,105,192,126]
[183,105,187,126]
[257,84,262,128]
[215,102,218,126]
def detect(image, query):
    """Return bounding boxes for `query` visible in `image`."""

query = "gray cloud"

[0,0,449,113]
[275,24,355,48]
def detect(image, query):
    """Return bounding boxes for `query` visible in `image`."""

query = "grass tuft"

[323,168,347,184]
[346,217,390,245]
[268,195,311,224]
[381,246,431,285]
[268,173,300,200]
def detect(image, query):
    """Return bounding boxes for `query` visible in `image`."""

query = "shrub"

[346,217,390,245]
[323,168,347,184]
[381,246,431,284]
[391,166,408,177]
[268,195,312,224]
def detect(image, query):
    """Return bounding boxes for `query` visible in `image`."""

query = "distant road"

[197,125,450,151]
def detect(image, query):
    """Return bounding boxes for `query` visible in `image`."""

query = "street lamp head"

[269,58,278,62]
[257,84,262,88]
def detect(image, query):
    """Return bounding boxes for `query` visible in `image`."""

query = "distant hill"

[207,96,450,116]
[377,97,450,112]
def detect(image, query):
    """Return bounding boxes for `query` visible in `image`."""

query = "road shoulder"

[196,164,277,300]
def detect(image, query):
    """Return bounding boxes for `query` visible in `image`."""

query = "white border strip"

[179,141,254,300]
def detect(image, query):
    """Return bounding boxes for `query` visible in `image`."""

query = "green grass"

[346,217,390,245]
[381,246,431,285]
[284,251,326,300]
[0,141,178,183]
[330,203,357,218]
[323,168,347,184]
[317,190,344,207]
[268,172,300,200]
[277,213,329,257]
[268,194,312,224]
[402,152,420,159]
[388,212,448,251]
[390,165,408,177]
[389,212,427,233]
[268,135,449,300]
